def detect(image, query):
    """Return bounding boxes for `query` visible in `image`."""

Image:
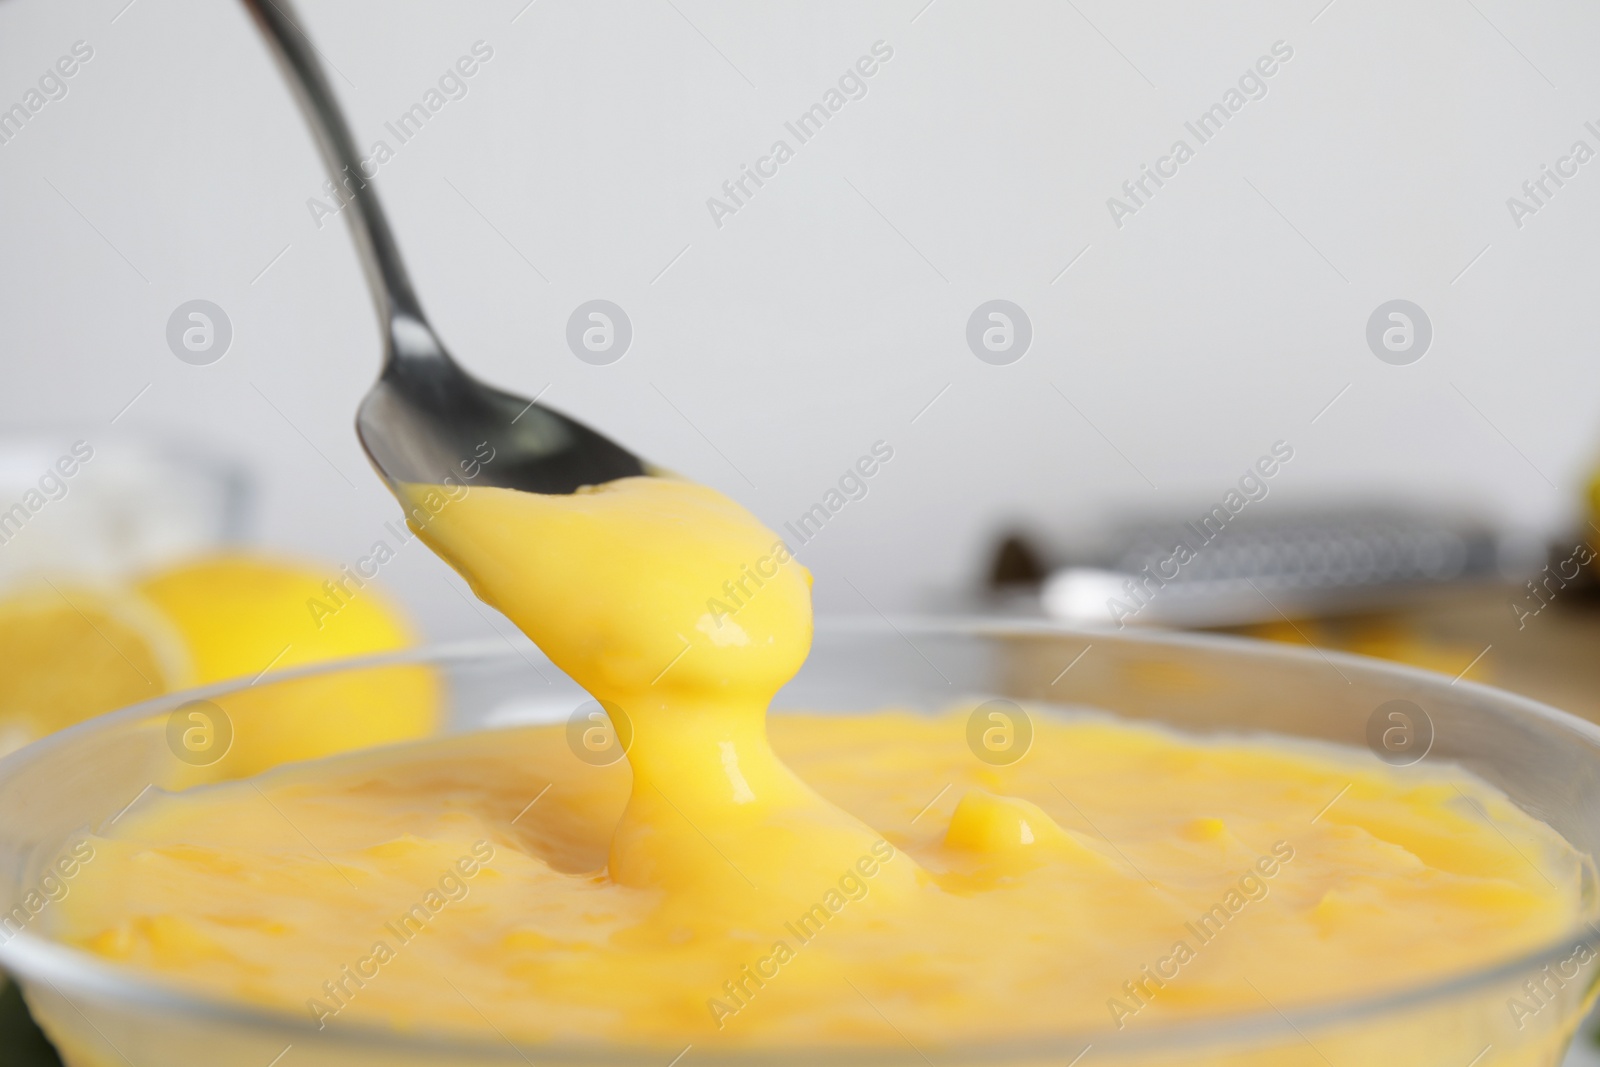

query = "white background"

[2,0,1598,640]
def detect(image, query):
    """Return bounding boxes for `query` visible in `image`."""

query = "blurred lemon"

[137,556,440,779]
[0,585,189,755]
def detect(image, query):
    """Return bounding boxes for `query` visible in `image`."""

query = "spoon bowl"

[358,315,647,493]
[243,0,648,495]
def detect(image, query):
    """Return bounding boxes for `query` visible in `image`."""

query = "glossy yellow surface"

[44,477,1595,1061]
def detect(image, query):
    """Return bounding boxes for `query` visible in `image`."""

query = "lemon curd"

[41,477,1597,1063]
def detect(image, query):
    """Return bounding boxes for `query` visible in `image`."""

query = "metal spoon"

[241,0,648,493]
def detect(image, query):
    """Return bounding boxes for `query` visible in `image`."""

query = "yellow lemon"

[0,584,189,755]
[137,555,440,780]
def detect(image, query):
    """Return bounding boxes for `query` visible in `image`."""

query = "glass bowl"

[0,430,252,586]
[1,619,1598,1066]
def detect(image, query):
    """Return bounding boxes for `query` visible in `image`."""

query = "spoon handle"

[241,0,426,335]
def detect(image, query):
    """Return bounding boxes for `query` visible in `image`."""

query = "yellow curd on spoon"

[38,476,1597,1064]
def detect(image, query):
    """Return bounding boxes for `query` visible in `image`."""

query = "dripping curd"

[42,476,1595,1057]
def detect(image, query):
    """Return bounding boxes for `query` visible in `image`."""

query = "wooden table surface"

[1220,584,1600,722]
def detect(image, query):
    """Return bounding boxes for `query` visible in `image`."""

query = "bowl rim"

[2,615,1597,1063]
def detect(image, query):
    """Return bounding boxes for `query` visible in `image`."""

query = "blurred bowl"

[0,431,250,585]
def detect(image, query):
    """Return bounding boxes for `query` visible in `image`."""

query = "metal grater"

[1036,508,1526,628]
